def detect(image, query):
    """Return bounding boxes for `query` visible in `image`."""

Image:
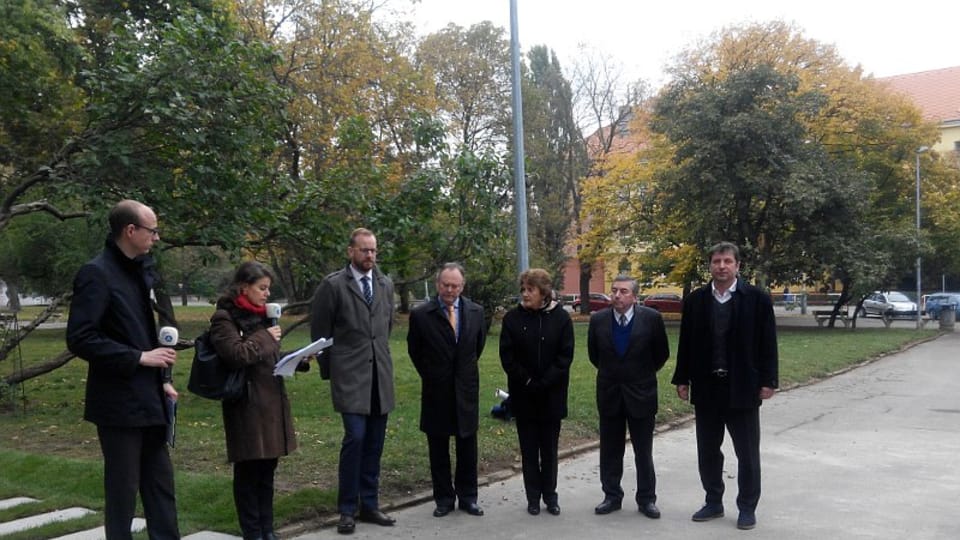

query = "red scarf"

[234,294,266,316]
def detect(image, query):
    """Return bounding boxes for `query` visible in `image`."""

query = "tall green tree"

[580,21,941,318]
[416,21,512,153]
[1,1,288,377]
[521,45,586,283]
[235,0,438,301]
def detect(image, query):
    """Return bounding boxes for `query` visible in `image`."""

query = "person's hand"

[759,386,775,400]
[141,348,176,368]
[267,326,281,342]
[163,382,178,401]
[676,384,690,401]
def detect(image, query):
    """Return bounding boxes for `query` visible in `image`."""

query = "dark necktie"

[619,313,627,327]
[361,276,373,306]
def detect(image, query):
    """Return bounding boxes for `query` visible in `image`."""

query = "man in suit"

[587,275,669,519]
[672,242,778,531]
[310,227,396,535]
[407,263,487,518]
[66,199,180,540]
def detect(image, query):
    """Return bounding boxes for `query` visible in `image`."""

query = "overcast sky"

[397,0,958,87]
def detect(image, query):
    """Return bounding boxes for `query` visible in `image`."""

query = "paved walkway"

[288,331,960,539]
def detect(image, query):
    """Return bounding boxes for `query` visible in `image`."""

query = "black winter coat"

[67,238,166,427]
[407,296,486,438]
[499,301,575,421]
[672,281,779,409]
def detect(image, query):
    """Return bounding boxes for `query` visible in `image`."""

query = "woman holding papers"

[209,261,304,540]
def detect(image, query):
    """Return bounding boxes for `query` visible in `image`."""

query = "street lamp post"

[916,146,929,329]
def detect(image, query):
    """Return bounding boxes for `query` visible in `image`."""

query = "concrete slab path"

[288,331,960,539]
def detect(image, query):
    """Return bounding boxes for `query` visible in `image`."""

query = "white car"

[858,291,917,318]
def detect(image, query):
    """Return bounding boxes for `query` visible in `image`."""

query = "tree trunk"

[3,350,75,385]
[579,260,592,315]
[1,293,70,363]
[5,282,22,312]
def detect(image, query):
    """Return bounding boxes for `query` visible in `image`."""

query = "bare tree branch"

[2,350,75,385]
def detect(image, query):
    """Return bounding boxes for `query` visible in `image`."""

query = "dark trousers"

[338,412,388,515]
[427,432,478,508]
[96,424,179,540]
[515,417,561,506]
[233,458,278,539]
[693,379,762,512]
[598,412,656,505]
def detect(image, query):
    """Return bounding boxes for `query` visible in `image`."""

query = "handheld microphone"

[266,303,282,327]
[158,326,179,347]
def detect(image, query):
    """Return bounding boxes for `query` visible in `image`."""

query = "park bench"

[813,309,851,328]
[879,312,934,328]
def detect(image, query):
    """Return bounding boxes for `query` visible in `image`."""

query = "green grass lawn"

[0,306,938,537]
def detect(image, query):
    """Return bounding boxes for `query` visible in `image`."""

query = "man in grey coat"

[311,228,396,535]
[407,263,487,518]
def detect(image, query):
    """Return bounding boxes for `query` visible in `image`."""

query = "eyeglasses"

[132,224,161,237]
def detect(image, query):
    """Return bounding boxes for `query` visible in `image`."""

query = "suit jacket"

[407,296,486,438]
[499,301,574,421]
[588,305,669,419]
[310,265,395,415]
[66,238,166,427]
[671,281,779,409]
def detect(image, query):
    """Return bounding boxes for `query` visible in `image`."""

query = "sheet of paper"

[274,337,333,377]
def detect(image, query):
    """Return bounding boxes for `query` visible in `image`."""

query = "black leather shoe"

[336,514,355,535]
[594,498,622,515]
[459,502,484,516]
[639,502,661,519]
[433,505,454,517]
[546,503,561,516]
[357,508,396,526]
[264,532,279,540]
[737,510,756,530]
[527,503,540,515]
[691,504,724,522]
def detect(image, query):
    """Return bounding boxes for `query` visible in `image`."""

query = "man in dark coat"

[588,275,669,519]
[672,242,779,531]
[407,263,487,518]
[310,227,396,535]
[66,200,180,540]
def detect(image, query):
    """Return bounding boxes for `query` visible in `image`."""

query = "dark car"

[642,292,683,313]
[572,292,611,313]
[924,292,960,320]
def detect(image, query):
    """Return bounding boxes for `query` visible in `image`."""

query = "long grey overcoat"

[310,265,395,415]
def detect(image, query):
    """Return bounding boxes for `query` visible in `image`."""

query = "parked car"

[571,292,611,312]
[924,292,960,320]
[858,291,917,318]
[642,292,683,313]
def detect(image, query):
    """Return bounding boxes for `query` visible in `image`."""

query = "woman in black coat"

[499,268,575,516]
[209,261,302,540]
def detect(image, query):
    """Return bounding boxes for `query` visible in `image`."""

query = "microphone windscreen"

[266,303,282,320]
[158,326,179,347]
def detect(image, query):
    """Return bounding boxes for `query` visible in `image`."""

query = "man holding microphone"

[67,199,180,540]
